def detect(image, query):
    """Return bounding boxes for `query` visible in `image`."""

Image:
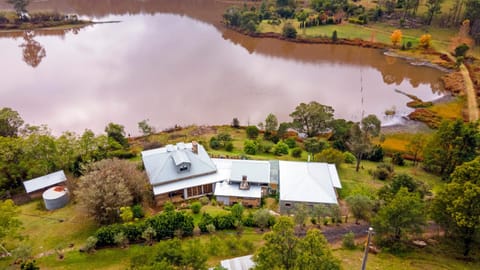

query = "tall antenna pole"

[360,69,365,121]
[361,227,374,270]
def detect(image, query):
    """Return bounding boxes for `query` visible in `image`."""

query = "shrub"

[206,224,216,234]
[132,204,145,219]
[282,22,297,38]
[342,231,356,249]
[94,224,124,247]
[315,148,344,167]
[391,153,405,166]
[164,201,175,212]
[366,145,384,162]
[198,213,214,233]
[199,196,210,205]
[291,147,303,158]
[259,140,275,153]
[225,142,234,152]
[210,136,221,150]
[244,139,259,155]
[191,202,202,214]
[213,214,236,230]
[273,141,289,156]
[373,163,394,180]
[344,151,356,164]
[454,43,469,57]
[83,236,98,253]
[284,137,297,148]
[332,30,338,42]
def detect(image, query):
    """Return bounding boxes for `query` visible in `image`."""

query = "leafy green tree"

[425,0,444,25]
[295,229,340,270]
[406,133,426,167]
[347,115,381,172]
[423,120,479,180]
[378,173,427,202]
[0,136,25,194]
[290,102,334,137]
[232,118,240,128]
[75,159,150,224]
[7,0,30,14]
[265,113,279,134]
[191,202,202,214]
[431,157,480,257]
[231,203,244,221]
[372,188,426,250]
[277,122,290,139]
[346,195,374,224]
[329,119,353,151]
[105,122,128,148]
[0,199,22,256]
[254,217,297,270]
[217,133,232,148]
[138,119,155,136]
[253,209,272,231]
[303,138,328,156]
[246,125,259,139]
[293,204,309,228]
[0,107,24,137]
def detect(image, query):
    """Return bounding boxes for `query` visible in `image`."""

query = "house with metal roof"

[278,161,341,213]
[142,142,221,205]
[214,160,270,207]
[23,170,67,198]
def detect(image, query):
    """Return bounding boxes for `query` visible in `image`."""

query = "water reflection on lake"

[0,1,445,135]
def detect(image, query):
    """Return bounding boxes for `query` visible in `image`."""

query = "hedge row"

[94,210,194,247]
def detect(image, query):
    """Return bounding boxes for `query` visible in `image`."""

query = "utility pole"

[361,227,374,270]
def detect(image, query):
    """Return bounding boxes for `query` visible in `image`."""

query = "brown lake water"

[0,0,446,135]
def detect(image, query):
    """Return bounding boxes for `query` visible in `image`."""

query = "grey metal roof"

[23,170,67,193]
[214,181,262,199]
[279,161,340,204]
[220,255,254,270]
[142,142,217,185]
[328,164,342,188]
[230,160,270,184]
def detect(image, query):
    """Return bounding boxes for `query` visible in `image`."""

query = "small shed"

[23,170,67,198]
[43,186,69,210]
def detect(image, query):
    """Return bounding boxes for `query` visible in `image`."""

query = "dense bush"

[209,137,221,150]
[315,148,344,167]
[191,202,202,214]
[273,141,289,156]
[282,22,297,38]
[291,147,303,158]
[344,151,356,164]
[342,231,356,249]
[246,126,259,139]
[284,137,297,148]
[244,140,259,155]
[94,210,194,248]
[391,152,405,166]
[365,145,384,162]
[213,214,236,230]
[198,213,214,233]
[132,204,145,219]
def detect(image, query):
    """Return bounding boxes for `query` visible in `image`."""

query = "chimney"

[192,141,198,154]
[239,175,250,190]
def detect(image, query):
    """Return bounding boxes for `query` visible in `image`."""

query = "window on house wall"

[285,203,292,208]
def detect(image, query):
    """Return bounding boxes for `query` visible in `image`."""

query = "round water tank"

[42,186,69,210]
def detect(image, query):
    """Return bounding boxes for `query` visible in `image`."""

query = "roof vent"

[166,144,175,152]
[176,142,186,150]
